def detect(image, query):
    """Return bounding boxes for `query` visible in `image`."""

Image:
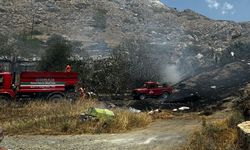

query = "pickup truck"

[132,81,173,100]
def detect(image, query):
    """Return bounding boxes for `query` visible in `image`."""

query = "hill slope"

[0,0,250,76]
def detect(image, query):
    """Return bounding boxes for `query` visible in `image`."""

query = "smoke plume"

[161,64,182,84]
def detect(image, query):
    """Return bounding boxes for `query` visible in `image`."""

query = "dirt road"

[1,118,200,150]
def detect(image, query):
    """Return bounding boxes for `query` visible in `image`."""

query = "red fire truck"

[0,71,78,104]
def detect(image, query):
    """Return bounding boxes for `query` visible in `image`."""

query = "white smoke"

[161,64,182,84]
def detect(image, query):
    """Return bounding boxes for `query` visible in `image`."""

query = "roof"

[0,72,12,75]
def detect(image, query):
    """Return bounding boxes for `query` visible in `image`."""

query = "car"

[132,81,173,100]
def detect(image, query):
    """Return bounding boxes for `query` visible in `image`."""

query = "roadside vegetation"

[182,85,250,150]
[183,110,244,150]
[0,99,153,135]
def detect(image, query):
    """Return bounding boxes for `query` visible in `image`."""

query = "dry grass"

[103,109,152,133]
[0,99,152,135]
[182,111,243,150]
[150,110,174,120]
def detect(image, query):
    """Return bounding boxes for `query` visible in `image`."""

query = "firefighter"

[65,64,72,72]
[79,87,86,98]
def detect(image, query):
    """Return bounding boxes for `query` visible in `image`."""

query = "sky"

[160,0,250,22]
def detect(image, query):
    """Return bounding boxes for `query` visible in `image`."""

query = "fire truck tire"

[49,94,64,101]
[139,94,146,100]
[0,95,11,106]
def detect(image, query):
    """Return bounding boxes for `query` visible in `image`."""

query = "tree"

[0,33,17,72]
[73,37,158,95]
[38,35,72,71]
[108,37,161,93]
[0,33,14,60]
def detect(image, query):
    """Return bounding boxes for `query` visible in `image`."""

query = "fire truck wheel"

[49,94,64,102]
[0,95,11,106]
[139,94,146,100]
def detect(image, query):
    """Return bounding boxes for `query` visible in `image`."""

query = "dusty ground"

[1,118,200,150]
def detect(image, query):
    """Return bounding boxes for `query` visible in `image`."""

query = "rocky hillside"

[0,0,249,73]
